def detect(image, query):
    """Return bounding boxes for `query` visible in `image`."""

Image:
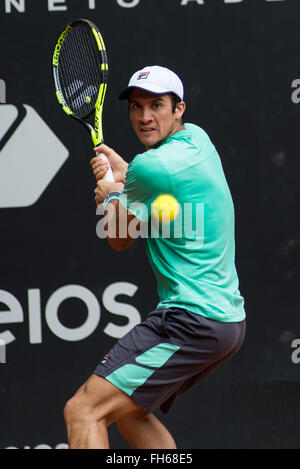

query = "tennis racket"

[52,18,114,182]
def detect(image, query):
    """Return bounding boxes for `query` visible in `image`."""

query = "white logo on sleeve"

[0,104,69,208]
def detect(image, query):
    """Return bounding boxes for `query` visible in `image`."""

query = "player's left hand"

[94,180,124,206]
[94,180,113,205]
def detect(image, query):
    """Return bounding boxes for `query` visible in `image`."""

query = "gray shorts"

[94,307,246,414]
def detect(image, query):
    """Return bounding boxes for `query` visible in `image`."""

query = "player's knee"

[64,391,95,427]
[64,395,80,426]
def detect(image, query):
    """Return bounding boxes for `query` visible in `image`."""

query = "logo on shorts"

[101,354,110,365]
[137,71,150,80]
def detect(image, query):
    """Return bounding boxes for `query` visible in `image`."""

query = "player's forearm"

[106,200,135,252]
[108,234,134,252]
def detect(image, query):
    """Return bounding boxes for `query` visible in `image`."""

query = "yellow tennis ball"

[85,96,91,104]
[152,194,180,223]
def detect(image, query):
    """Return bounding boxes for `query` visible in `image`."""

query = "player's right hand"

[90,144,128,183]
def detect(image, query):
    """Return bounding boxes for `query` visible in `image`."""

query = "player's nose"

[140,107,154,124]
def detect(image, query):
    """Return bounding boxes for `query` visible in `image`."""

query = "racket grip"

[97,152,115,182]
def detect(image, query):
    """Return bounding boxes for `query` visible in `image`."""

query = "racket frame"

[52,18,108,147]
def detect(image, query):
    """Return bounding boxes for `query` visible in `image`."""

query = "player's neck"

[145,122,185,151]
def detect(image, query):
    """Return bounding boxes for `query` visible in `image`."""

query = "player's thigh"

[65,374,142,425]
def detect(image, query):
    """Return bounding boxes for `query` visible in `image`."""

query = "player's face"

[129,89,185,149]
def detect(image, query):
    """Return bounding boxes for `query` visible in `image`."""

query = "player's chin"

[138,131,160,147]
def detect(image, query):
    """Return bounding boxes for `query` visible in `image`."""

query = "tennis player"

[64,66,246,449]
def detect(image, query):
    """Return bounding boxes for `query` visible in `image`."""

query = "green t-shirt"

[119,123,246,323]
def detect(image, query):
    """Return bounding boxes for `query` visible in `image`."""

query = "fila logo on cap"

[137,71,150,80]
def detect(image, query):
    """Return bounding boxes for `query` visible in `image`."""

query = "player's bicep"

[121,154,172,223]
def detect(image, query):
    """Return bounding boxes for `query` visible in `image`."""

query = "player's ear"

[175,101,186,120]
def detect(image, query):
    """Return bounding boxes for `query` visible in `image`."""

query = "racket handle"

[97,152,115,182]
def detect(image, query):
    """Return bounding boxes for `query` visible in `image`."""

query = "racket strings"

[60,36,83,109]
[57,22,104,118]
